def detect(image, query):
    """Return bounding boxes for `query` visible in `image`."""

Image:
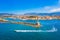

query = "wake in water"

[14,27,58,32]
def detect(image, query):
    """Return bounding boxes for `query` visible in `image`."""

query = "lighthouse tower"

[35,16,40,26]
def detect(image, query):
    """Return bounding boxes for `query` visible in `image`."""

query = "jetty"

[0,16,41,28]
[0,18,8,22]
[9,21,41,28]
[9,16,41,28]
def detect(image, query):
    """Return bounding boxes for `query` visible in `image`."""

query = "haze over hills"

[0,12,60,16]
[24,12,60,16]
[0,13,15,16]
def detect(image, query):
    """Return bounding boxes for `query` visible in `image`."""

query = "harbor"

[0,17,41,28]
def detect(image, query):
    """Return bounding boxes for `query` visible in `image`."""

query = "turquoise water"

[0,18,60,40]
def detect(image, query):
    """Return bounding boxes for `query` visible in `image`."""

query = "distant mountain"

[24,12,60,16]
[0,13,14,16]
[0,12,60,16]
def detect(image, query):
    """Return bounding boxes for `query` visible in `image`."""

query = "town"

[1,15,60,20]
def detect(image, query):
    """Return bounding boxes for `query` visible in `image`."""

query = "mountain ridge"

[24,12,60,16]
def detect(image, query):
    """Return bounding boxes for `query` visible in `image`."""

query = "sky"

[0,0,60,14]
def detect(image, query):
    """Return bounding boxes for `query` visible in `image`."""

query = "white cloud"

[41,0,60,13]
[48,0,60,13]
[49,8,60,12]
[14,0,60,14]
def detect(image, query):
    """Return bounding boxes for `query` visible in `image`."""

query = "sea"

[0,18,60,40]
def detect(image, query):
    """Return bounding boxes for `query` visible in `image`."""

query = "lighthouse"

[35,16,40,27]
